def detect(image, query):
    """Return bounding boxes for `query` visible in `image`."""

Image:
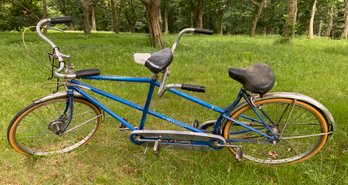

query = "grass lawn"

[0,31,348,184]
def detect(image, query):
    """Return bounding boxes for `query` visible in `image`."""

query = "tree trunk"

[164,5,168,34]
[124,0,137,33]
[82,0,92,34]
[282,0,298,42]
[42,0,47,34]
[308,0,317,39]
[125,18,136,33]
[216,12,223,35]
[191,0,204,28]
[111,0,120,33]
[317,19,323,36]
[195,0,204,28]
[251,0,266,36]
[91,3,96,31]
[342,0,348,39]
[141,0,163,47]
[216,0,230,35]
[129,22,136,33]
[190,12,194,28]
[325,5,334,37]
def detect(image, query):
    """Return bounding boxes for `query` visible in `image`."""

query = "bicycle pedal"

[153,139,161,155]
[192,119,200,128]
[234,147,243,162]
[119,123,129,131]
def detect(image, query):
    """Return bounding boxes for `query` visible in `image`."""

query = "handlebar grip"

[181,84,206,93]
[193,28,213,35]
[50,16,72,24]
[76,68,100,78]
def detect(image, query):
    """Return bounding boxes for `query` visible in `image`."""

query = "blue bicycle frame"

[65,75,277,143]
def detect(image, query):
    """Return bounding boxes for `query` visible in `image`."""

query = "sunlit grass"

[0,32,347,184]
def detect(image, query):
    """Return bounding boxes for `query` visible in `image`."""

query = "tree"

[42,0,48,34]
[326,3,335,36]
[82,0,92,34]
[141,0,163,47]
[90,2,96,31]
[6,0,41,31]
[0,0,347,39]
[308,0,317,39]
[250,0,267,36]
[206,0,230,34]
[190,0,204,28]
[162,0,169,34]
[42,0,47,19]
[0,1,10,31]
[342,0,348,38]
[123,0,142,33]
[111,0,120,33]
[282,0,298,42]
[318,19,323,36]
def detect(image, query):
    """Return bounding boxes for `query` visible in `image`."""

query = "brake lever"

[48,26,65,33]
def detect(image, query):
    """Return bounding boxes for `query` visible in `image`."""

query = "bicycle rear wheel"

[223,98,329,164]
[7,97,102,156]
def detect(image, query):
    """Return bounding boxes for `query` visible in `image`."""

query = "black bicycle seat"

[228,63,275,94]
[145,48,173,74]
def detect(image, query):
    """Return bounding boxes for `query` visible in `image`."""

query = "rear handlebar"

[159,28,212,97]
[171,28,213,53]
[193,28,213,35]
[50,16,72,24]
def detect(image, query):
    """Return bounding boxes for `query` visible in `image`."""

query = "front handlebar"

[36,16,73,77]
[36,16,72,49]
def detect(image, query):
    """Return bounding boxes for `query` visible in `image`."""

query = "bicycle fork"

[47,90,74,135]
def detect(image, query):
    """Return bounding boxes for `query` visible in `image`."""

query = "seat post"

[151,73,159,81]
[157,68,170,97]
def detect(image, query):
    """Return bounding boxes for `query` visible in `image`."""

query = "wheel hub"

[48,120,65,134]
[48,114,68,135]
[267,126,281,144]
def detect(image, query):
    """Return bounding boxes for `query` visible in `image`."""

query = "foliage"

[0,0,347,38]
[122,0,145,32]
[3,0,41,31]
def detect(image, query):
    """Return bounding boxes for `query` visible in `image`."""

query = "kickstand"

[153,139,161,155]
[135,147,148,165]
[143,147,148,154]
[234,147,243,162]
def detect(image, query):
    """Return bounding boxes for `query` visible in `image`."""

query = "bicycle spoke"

[281,132,332,140]
[72,110,97,118]
[64,114,102,134]
[280,100,296,137]
[275,103,287,123]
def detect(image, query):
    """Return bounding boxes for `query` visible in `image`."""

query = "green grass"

[1,32,348,184]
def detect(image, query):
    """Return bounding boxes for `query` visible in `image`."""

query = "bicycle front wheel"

[7,97,102,156]
[223,98,329,164]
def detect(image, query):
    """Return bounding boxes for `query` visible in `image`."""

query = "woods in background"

[1,0,348,46]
